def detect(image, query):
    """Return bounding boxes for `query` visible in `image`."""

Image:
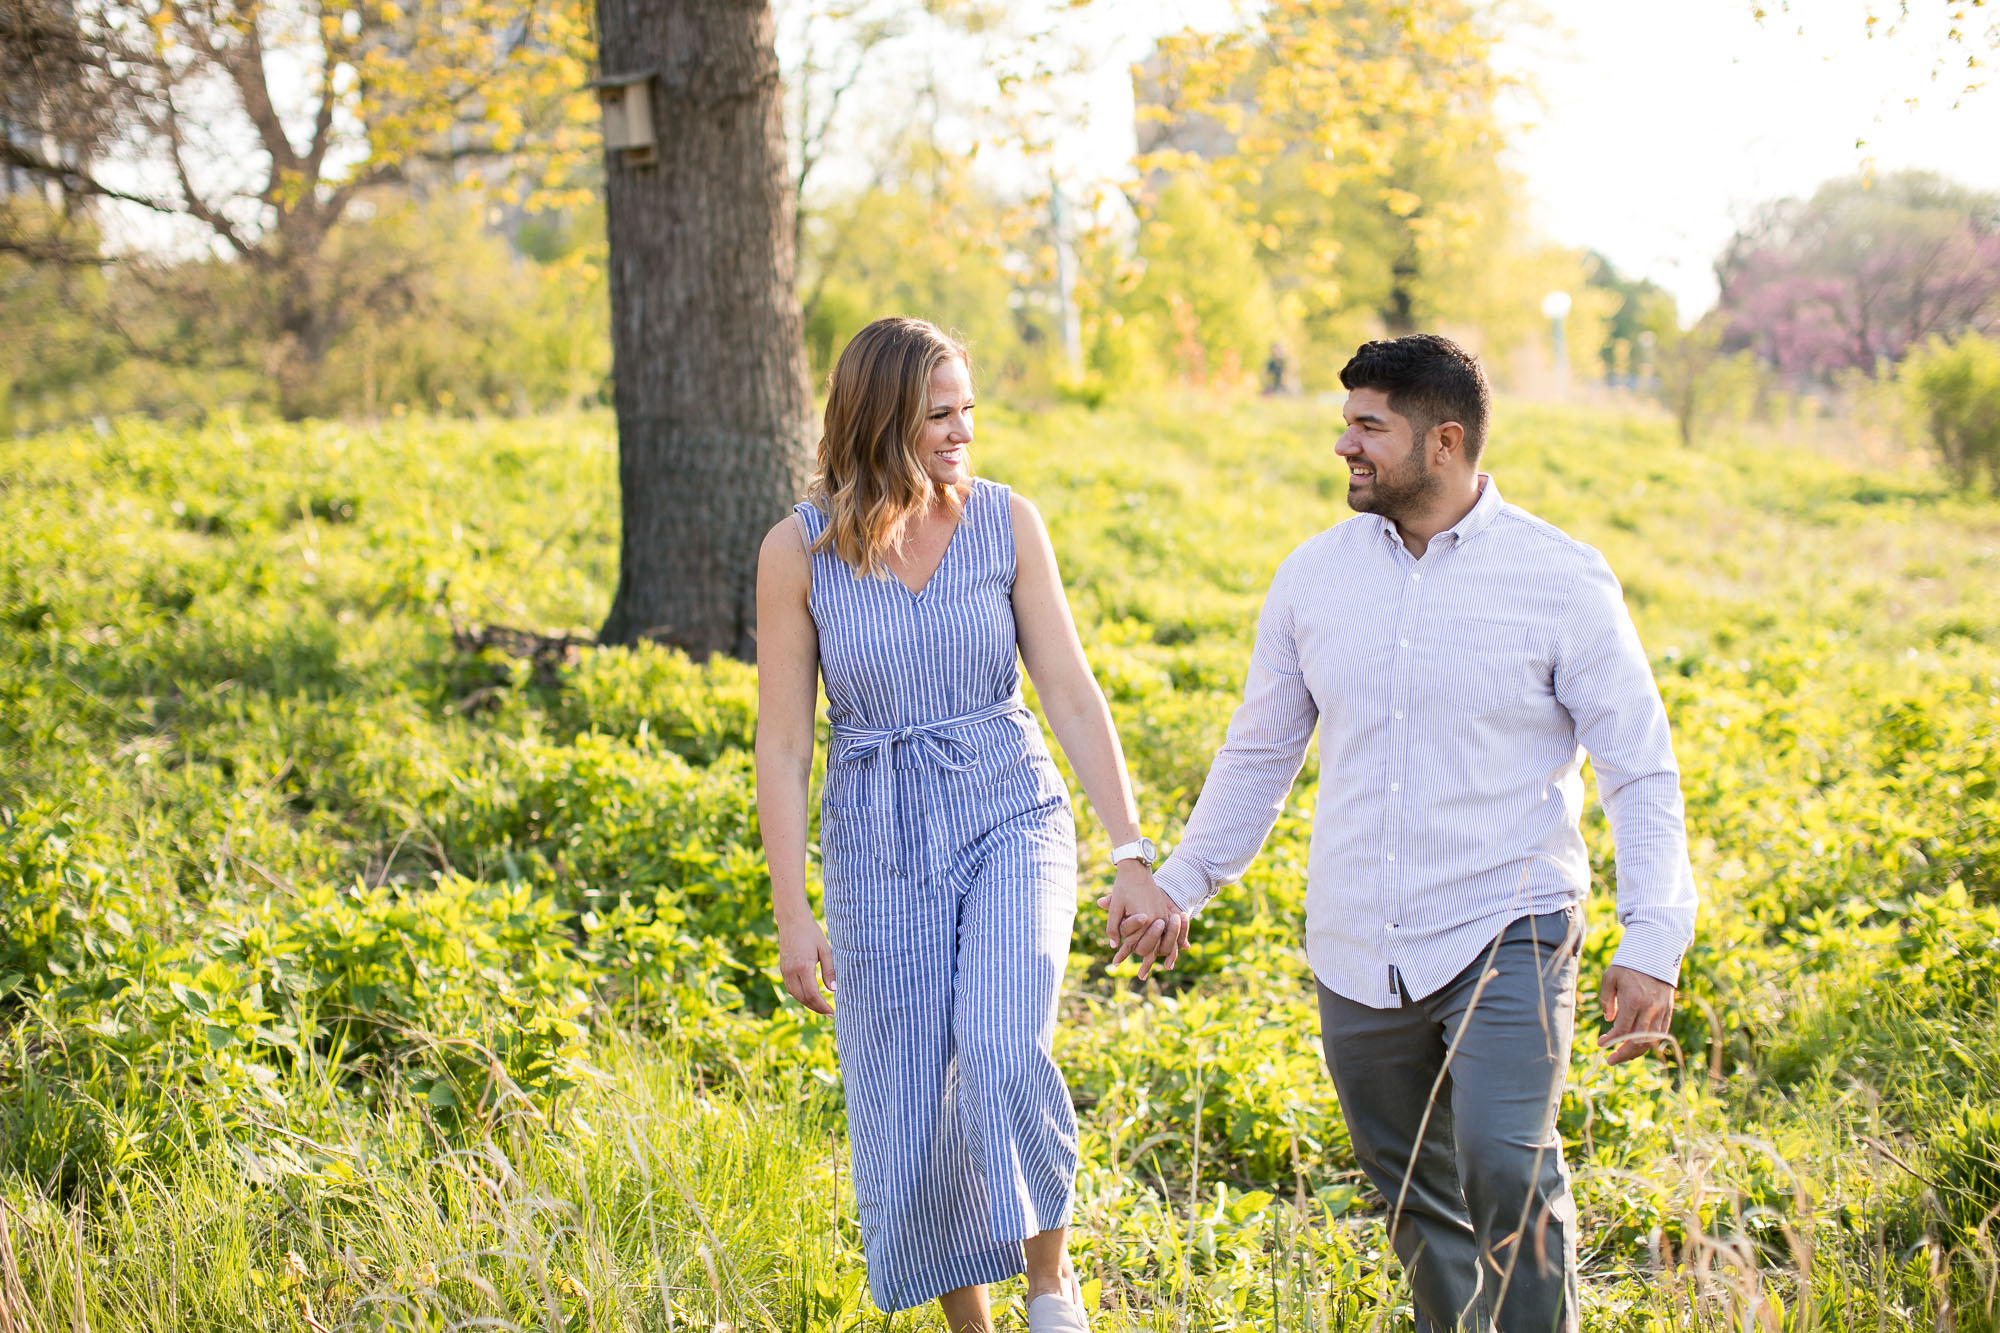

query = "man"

[1105,334,1698,1332]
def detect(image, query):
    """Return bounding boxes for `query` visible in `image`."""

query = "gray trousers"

[1317,910,1582,1333]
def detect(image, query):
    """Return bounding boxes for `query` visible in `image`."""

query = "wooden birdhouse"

[593,71,657,164]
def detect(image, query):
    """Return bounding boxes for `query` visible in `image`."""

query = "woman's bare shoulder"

[760,513,811,586]
[1006,489,1048,534]
[763,512,807,552]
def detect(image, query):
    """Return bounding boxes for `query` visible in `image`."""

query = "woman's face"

[918,356,974,490]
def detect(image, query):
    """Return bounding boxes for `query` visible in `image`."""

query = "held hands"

[778,915,837,1015]
[1598,964,1676,1065]
[1095,861,1192,980]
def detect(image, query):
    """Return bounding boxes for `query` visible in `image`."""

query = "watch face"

[1139,836,1158,865]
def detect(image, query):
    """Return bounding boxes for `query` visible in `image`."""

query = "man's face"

[1337,387,1439,521]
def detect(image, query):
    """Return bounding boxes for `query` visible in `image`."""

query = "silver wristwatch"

[1108,836,1157,869]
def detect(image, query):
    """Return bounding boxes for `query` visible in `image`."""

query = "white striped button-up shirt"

[1154,475,1698,1008]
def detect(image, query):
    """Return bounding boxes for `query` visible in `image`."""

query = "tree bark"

[1384,247,1419,337]
[595,0,813,661]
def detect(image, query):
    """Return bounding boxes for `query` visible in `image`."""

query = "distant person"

[755,317,1182,1333]
[1104,333,1698,1333]
[1264,340,1291,395]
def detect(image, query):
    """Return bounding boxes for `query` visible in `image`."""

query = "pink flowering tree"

[1717,172,2000,382]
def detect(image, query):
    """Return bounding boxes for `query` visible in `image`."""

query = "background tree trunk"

[595,0,813,661]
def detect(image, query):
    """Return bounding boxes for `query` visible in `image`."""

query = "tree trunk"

[595,0,813,661]
[1384,247,1419,337]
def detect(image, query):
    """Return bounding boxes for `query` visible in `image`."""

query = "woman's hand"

[1096,863,1191,979]
[779,915,838,1015]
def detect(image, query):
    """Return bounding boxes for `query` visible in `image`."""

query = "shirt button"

[1411,571,1422,581]
[1394,710,1404,719]
[1399,638,1409,647]
[1386,852,1396,861]
[1385,923,1398,932]
[1390,782,1401,792]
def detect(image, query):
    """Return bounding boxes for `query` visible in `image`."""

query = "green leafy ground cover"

[1,399,1997,1330]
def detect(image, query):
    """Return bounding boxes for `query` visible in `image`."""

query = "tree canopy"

[1140,0,1512,340]
[0,0,595,413]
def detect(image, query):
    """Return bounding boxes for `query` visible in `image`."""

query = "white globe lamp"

[1540,290,1573,396]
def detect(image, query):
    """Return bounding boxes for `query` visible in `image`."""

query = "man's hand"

[1597,964,1676,1065]
[777,916,837,1016]
[1095,863,1191,980]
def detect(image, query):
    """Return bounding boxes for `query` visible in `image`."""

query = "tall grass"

[2,1033,857,1331]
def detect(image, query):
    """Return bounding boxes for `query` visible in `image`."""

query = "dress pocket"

[818,792,889,872]
[818,804,926,957]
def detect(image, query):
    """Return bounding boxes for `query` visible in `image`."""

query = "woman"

[755,317,1186,1333]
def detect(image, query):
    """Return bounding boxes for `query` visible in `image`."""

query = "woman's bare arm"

[755,516,836,1014]
[1009,492,1188,975]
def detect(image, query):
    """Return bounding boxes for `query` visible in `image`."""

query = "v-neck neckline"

[890,491,970,600]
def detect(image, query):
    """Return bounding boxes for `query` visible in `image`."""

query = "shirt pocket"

[1424,617,1536,718]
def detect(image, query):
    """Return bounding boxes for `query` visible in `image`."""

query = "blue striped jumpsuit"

[794,479,1080,1312]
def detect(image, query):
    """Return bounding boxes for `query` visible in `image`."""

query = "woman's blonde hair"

[806,317,971,577]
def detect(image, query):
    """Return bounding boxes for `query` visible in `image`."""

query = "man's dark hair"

[1339,334,1491,463]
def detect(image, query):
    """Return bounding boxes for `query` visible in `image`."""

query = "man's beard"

[1346,440,1439,522]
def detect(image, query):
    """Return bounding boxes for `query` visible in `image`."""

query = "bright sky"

[1056,0,2000,322]
[1505,0,2000,320]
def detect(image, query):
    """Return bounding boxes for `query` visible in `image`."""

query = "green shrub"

[1904,332,2000,495]
[554,642,758,761]
[0,802,115,988]
[1933,1098,2000,1249]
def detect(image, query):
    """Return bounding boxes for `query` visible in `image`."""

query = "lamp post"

[1541,289,1572,398]
[1049,174,1083,380]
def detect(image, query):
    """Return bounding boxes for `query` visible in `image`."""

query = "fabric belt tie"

[831,696,1027,873]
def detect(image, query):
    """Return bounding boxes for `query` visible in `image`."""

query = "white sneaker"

[1026,1291,1091,1333]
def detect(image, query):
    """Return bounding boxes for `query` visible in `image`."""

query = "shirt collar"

[1377,473,1504,549]
[1447,474,1504,546]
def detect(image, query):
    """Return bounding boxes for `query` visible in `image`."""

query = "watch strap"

[1108,836,1157,868]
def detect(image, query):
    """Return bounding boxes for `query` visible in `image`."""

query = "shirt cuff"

[1153,856,1213,915]
[1609,921,1689,987]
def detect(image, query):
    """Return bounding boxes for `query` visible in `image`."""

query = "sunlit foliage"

[2,397,1997,1327]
